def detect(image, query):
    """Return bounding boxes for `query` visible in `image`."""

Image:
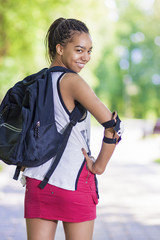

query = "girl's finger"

[81,148,88,158]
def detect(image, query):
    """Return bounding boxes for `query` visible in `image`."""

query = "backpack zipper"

[0,123,22,132]
[34,121,40,138]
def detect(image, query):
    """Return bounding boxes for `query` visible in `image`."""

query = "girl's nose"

[82,52,91,62]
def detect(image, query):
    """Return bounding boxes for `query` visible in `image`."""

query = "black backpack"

[0,66,85,189]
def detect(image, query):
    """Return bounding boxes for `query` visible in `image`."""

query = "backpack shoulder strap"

[38,103,85,189]
[48,66,76,74]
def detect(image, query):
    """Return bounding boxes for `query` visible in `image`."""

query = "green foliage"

[155,158,160,164]
[94,0,160,118]
[0,0,73,98]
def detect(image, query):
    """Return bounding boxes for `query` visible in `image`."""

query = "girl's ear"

[56,44,64,56]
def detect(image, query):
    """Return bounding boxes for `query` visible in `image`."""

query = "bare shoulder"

[61,71,112,123]
[61,72,91,96]
[63,72,92,92]
[62,72,87,86]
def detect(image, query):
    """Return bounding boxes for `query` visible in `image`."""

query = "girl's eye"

[88,50,92,54]
[76,49,82,53]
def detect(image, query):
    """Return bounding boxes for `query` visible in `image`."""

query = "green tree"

[95,0,160,118]
[0,0,72,98]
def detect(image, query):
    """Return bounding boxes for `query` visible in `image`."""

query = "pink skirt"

[24,163,98,222]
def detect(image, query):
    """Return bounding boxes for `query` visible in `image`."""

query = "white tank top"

[23,71,91,191]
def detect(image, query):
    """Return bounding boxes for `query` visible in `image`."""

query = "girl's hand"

[82,148,96,174]
[20,166,26,172]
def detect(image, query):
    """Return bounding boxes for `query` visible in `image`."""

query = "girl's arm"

[61,73,123,174]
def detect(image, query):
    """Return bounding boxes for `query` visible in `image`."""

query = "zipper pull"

[36,121,40,127]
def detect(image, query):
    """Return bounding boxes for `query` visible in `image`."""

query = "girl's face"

[57,32,92,73]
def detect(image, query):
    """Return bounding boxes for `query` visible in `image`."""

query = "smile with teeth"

[76,62,85,68]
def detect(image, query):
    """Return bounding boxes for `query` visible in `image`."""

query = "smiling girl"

[23,18,122,240]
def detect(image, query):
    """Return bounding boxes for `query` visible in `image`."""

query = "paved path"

[0,119,160,240]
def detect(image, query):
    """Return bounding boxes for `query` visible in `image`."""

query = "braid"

[46,18,89,63]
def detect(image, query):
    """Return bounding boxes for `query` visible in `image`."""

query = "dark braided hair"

[46,18,89,63]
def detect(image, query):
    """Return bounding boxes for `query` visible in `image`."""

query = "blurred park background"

[0,0,160,119]
[0,0,160,239]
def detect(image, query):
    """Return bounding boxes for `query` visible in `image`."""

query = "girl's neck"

[49,57,65,68]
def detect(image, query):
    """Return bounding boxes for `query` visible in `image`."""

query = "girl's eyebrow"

[75,45,93,50]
